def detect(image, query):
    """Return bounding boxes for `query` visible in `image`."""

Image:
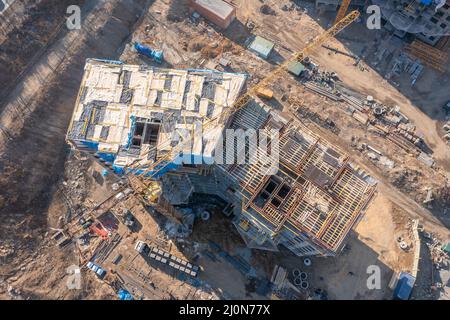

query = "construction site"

[0,0,449,301]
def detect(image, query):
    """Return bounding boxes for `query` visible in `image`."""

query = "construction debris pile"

[430,183,450,213]
[291,102,340,135]
[59,154,93,224]
[422,232,450,299]
[301,62,431,157]
[390,169,422,195]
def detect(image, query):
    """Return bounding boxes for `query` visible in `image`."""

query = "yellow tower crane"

[125,10,362,201]
[334,0,352,25]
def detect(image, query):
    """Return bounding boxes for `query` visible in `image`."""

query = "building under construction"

[373,0,450,45]
[316,0,450,45]
[67,59,377,257]
[66,58,247,174]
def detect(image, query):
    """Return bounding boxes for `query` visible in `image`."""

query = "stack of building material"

[270,265,288,292]
[405,40,448,72]
[303,82,343,101]
[148,246,200,277]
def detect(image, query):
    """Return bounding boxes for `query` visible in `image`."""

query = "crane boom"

[125,10,361,194]
[334,0,352,25]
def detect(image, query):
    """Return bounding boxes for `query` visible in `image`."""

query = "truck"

[134,42,163,64]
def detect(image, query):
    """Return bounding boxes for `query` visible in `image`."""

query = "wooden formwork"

[436,36,450,52]
[228,155,275,194]
[318,168,373,247]
[279,132,316,170]
[405,40,449,72]
[233,122,376,252]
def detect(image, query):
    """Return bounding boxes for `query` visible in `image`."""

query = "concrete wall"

[372,0,450,40]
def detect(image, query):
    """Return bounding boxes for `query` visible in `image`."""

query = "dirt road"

[0,0,148,284]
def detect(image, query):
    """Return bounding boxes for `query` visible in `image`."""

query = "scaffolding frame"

[227,118,377,253]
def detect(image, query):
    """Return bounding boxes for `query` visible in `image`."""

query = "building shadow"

[222,18,252,46]
[274,230,396,300]
[140,199,397,299]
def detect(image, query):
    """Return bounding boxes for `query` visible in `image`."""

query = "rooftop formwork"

[66,59,247,174]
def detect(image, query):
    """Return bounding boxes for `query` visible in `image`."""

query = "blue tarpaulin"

[420,0,432,5]
[393,272,416,300]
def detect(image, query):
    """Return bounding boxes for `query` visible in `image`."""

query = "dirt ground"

[0,0,148,299]
[0,0,449,300]
[0,0,86,102]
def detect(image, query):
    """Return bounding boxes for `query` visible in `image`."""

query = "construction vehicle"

[334,0,352,25]
[122,11,361,206]
[134,42,164,64]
